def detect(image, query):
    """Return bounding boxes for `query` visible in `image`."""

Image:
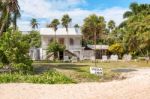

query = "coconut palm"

[108,20,115,32]
[82,14,106,66]
[74,24,80,29]
[50,19,60,42]
[74,24,80,32]
[123,2,139,18]
[0,0,20,36]
[61,14,72,32]
[61,14,72,49]
[30,18,39,30]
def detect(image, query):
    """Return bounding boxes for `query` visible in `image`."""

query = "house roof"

[40,28,82,36]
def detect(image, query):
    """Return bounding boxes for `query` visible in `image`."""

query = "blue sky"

[18,0,150,31]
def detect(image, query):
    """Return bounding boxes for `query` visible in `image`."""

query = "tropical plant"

[0,29,33,73]
[61,14,72,49]
[82,14,106,43]
[61,14,72,32]
[24,31,41,48]
[82,14,106,66]
[74,24,80,29]
[50,19,60,42]
[47,42,65,60]
[108,20,116,32]
[119,3,150,56]
[0,0,20,36]
[30,18,39,29]
[108,43,124,55]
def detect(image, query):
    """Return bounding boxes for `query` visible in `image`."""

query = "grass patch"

[33,61,150,83]
[0,70,75,84]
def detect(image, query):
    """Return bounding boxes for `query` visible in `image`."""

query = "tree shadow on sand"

[33,63,89,74]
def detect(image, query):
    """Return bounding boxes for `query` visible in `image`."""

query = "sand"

[0,69,150,99]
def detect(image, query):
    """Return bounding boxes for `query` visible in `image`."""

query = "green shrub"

[0,29,33,73]
[0,70,74,84]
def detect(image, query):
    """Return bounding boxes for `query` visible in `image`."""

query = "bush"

[0,70,75,84]
[0,29,33,73]
[108,43,124,54]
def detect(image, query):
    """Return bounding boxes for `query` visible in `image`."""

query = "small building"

[82,45,109,60]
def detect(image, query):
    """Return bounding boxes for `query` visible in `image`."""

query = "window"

[70,38,74,45]
[59,38,64,45]
[49,38,54,42]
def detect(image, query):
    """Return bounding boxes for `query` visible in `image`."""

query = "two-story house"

[37,28,83,60]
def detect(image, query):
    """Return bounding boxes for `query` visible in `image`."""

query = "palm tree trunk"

[0,8,9,36]
[55,31,56,43]
[66,28,69,50]
[94,28,97,66]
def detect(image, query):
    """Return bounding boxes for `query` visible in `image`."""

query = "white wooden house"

[31,28,82,60]
[29,28,109,61]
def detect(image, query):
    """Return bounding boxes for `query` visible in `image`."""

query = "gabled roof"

[40,28,82,36]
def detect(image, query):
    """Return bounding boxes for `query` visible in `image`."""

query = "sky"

[17,0,150,31]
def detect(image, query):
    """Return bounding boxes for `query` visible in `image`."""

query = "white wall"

[41,35,81,50]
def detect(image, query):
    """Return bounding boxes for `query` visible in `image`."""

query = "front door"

[59,51,64,60]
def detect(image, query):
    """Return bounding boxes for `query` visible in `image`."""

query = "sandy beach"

[0,69,150,99]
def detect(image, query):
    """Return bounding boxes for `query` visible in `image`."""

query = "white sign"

[90,67,103,75]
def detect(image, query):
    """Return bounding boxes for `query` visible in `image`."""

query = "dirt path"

[0,69,150,99]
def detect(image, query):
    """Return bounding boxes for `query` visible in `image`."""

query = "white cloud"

[17,0,128,30]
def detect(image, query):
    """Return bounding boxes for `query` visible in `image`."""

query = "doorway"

[59,51,64,60]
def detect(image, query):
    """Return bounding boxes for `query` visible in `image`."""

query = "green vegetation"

[108,43,124,56]
[0,1,149,84]
[33,61,150,83]
[25,30,41,48]
[0,0,20,36]
[82,14,106,45]
[47,41,65,60]
[0,29,33,73]
[82,3,150,57]
[0,70,74,84]
[30,18,39,29]
[61,14,72,32]
[118,3,150,56]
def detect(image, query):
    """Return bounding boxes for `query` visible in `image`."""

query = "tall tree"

[61,14,72,49]
[119,3,150,56]
[82,14,106,43]
[0,0,20,36]
[74,24,80,29]
[50,19,60,42]
[30,18,39,30]
[123,2,139,18]
[74,24,80,32]
[82,14,106,66]
[108,20,115,32]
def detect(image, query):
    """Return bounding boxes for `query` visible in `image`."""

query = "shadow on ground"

[111,68,137,73]
[33,63,88,74]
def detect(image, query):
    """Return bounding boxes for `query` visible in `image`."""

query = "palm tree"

[74,24,80,32]
[50,19,60,42]
[108,20,115,32]
[61,14,72,49]
[30,18,39,30]
[74,24,80,29]
[82,14,106,66]
[0,0,20,36]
